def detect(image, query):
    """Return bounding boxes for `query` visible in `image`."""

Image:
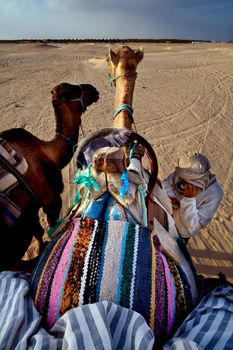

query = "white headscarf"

[173,153,211,190]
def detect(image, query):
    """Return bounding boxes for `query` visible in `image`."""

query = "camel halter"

[63,84,86,113]
[108,72,138,87]
[57,84,86,148]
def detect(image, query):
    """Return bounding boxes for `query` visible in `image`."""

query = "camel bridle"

[57,84,87,145]
[108,72,138,87]
[62,84,86,113]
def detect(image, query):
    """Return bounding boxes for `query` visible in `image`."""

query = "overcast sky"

[0,0,232,41]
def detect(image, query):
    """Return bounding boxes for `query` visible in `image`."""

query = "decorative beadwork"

[60,218,94,316]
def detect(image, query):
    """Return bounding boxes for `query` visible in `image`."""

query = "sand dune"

[0,42,232,282]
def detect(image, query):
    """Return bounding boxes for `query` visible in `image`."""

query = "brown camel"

[0,83,99,271]
[107,45,144,129]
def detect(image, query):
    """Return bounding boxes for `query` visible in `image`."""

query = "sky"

[0,0,233,41]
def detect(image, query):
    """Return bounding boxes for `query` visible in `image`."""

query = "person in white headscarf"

[163,153,224,242]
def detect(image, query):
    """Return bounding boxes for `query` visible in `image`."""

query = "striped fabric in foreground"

[163,284,233,350]
[0,271,154,350]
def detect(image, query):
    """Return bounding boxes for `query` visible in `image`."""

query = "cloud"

[2,0,233,15]
[0,0,232,40]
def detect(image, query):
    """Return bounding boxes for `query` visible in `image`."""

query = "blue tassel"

[73,190,82,207]
[120,171,130,199]
[73,164,100,191]
[73,164,100,216]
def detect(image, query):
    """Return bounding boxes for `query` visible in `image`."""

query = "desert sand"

[0,41,232,282]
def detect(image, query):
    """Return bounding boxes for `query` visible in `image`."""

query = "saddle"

[0,140,28,192]
[0,139,28,227]
[50,128,182,264]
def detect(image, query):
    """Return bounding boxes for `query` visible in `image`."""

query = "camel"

[0,83,99,271]
[107,45,144,129]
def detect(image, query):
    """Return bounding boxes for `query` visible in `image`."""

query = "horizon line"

[0,38,231,43]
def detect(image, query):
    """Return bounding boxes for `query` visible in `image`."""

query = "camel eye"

[60,90,72,101]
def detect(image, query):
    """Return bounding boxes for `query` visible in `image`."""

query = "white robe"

[163,172,224,238]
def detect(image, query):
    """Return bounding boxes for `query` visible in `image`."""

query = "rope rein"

[114,103,137,133]
[114,104,134,118]
[56,132,76,145]
[55,133,79,154]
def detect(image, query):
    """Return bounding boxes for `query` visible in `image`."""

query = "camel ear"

[135,48,144,63]
[51,88,58,100]
[108,48,118,65]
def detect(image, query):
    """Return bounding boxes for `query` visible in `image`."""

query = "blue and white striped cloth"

[0,271,154,350]
[0,272,233,350]
[163,284,233,350]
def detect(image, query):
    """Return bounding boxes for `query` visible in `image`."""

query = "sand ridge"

[0,42,232,281]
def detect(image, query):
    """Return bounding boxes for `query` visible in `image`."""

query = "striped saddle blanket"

[31,138,198,343]
[31,215,197,344]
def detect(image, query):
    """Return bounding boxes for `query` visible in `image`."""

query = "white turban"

[173,153,211,190]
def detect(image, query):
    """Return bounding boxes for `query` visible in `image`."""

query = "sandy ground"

[0,42,232,282]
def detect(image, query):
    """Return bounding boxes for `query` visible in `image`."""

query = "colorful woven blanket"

[31,215,197,345]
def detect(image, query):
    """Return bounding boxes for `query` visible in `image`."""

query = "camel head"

[107,46,144,86]
[51,83,99,111]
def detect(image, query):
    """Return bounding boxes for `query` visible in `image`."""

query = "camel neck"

[45,102,82,168]
[114,77,136,129]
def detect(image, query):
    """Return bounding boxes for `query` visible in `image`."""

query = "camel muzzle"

[91,87,100,103]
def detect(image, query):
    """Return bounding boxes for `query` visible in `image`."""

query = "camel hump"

[0,128,38,142]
